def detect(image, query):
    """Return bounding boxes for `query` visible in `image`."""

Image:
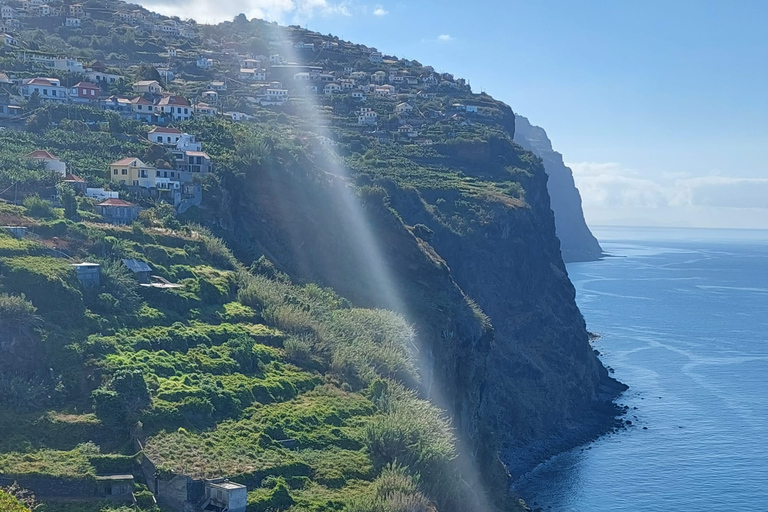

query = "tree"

[134,63,161,83]
[58,183,78,221]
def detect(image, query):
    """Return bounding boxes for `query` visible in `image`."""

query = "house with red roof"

[156,95,192,121]
[26,150,67,176]
[148,126,183,145]
[21,77,67,102]
[70,81,100,102]
[95,198,142,225]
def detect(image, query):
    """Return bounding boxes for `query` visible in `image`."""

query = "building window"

[170,172,175,177]
[121,169,127,175]
[156,170,160,177]
[113,169,118,175]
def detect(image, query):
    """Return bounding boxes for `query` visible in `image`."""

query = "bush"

[0,489,30,512]
[0,293,39,340]
[23,194,55,219]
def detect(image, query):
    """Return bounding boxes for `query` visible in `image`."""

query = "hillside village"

[0,0,512,224]
[0,2,535,512]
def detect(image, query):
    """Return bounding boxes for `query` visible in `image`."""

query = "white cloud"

[372,5,388,16]
[437,34,453,42]
[569,161,768,228]
[138,0,351,23]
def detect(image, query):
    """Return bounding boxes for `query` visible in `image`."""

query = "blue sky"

[141,0,768,228]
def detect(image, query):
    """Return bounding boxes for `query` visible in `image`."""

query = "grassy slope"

[0,200,459,512]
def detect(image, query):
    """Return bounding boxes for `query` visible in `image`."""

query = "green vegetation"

[0,200,461,512]
[0,489,31,512]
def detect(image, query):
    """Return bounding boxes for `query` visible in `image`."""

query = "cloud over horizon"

[570,161,768,228]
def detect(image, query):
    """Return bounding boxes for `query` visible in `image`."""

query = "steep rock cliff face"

[514,115,604,262]
[209,129,624,508]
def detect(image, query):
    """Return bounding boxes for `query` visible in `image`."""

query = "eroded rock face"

[514,114,604,262]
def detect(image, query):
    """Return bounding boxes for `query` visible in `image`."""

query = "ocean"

[514,226,768,511]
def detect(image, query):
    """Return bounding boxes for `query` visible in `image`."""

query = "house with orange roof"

[26,150,67,175]
[109,157,156,188]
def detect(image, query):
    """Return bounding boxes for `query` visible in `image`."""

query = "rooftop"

[98,198,135,207]
[26,150,59,160]
[122,258,152,273]
[149,126,182,134]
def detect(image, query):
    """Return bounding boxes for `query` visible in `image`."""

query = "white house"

[395,102,414,115]
[269,54,284,64]
[351,91,366,101]
[194,102,217,116]
[369,51,383,63]
[224,111,252,122]
[196,57,214,69]
[148,126,183,145]
[26,150,67,175]
[240,68,266,81]
[266,88,288,103]
[210,80,227,91]
[2,33,17,46]
[374,85,395,97]
[86,70,122,84]
[52,58,84,73]
[293,72,311,81]
[358,108,377,126]
[398,124,418,138]
[323,82,342,95]
[65,17,81,27]
[1,6,15,19]
[133,80,163,94]
[372,71,387,84]
[21,78,67,102]
[422,74,438,85]
[465,105,479,114]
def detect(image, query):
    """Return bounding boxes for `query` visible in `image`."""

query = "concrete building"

[204,481,247,512]
[71,263,101,287]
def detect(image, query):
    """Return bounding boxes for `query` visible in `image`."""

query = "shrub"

[0,293,40,340]
[0,256,85,324]
[22,194,55,219]
[0,489,30,512]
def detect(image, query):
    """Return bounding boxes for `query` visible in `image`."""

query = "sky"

[139,0,768,229]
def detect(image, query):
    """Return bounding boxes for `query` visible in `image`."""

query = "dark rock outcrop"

[514,115,604,262]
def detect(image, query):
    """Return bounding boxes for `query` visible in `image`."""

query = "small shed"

[72,262,101,287]
[122,258,152,283]
[204,480,247,512]
[95,474,134,501]
[2,226,27,239]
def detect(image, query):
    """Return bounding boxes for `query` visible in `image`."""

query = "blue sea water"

[515,226,768,512]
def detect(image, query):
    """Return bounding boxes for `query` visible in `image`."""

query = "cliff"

[208,119,625,508]
[513,115,604,262]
